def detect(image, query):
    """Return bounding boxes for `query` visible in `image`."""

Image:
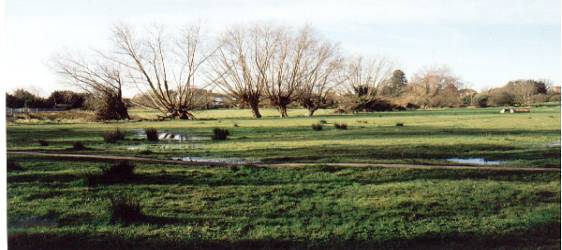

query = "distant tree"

[488,89,515,106]
[504,79,548,105]
[7,89,52,108]
[47,90,86,109]
[53,54,129,120]
[382,69,407,97]
[6,93,23,108]
[473,94,489,108]
[340,56,394,112]
[407,66,463,108]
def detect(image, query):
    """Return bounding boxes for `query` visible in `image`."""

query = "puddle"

[133,129,209,142]
[171,156,258,165]
[447,158,503,165]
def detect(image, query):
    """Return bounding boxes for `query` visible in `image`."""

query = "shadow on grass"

[8,221,561,250]
[9,166,559,187]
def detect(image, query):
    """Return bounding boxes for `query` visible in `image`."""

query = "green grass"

[6,106,561,248]
[7,106,561,167]
[7,156,561,249]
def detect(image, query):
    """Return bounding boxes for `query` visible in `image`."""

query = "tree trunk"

[249,101,262,118]
[178,111,195,120]
[307,108,317,117]
[278,105,288,118]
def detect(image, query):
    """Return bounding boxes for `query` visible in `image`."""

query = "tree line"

[14,23,555,120]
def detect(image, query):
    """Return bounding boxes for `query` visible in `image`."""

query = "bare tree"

[263,26,314,117]
[341,56,394,99]
[210,24,280,118]
[297,33,343,116]
[111,24,213,119]
[337,56,394,112]
[407,65,463,108]
[53,54,129,120]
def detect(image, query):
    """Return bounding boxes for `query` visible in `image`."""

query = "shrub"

[474,94,489,108]
[144,128,159,141]
[102,161,136,181]
[103,128,126,143]
[212,128,230,140]
[319,120,327,124]
[233,123,239,127]
[7,160,23,172]
[108,195,143,224]
[334,123,348,130]
[38,140,49,146]
[311,123,323,131]
[71,142,87,150]
[95,93,129,121]
[396,122,404,127]
[85,161,136,186]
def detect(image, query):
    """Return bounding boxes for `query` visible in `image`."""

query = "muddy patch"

[447,158,503,165]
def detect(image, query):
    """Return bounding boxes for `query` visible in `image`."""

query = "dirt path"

[7,151,561,172]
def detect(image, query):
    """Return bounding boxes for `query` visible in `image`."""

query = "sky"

[3,0,561,97]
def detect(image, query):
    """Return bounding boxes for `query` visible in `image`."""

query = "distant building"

[552,85,561,94]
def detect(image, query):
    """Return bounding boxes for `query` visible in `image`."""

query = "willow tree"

[53,54,129,120]
[339,56,394,111]
[296,32,343,116]
[262,26,312,117]
[111,24,213,119]
[210,24,280,118]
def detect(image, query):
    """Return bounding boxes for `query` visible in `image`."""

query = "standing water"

[447,158,503,165]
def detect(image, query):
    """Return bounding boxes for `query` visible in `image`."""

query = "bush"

[85,161,136,186]
[319,120,327,124]
[71,142,87,150]
[396,122,404,127]
[212,128,230,140]
[95,93,129,121]
[334,123,348,130]
[109,195,143,224]
[144,128,159,141]
[7,160,23,172]
[474,94,489,108]
[37,140,49,146]
[102,161,135,181]
[103,128,126,143]
[311,123,323,131]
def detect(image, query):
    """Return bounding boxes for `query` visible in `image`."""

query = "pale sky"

[3,0,561,97]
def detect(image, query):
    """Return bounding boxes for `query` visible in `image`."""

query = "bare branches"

[111,24,214,119]
[52,52,129,120]
[209,24,281,118]
[341,56,394,99]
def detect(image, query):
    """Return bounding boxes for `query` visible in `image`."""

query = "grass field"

[7,106,561,167]
[6,106,562,249]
